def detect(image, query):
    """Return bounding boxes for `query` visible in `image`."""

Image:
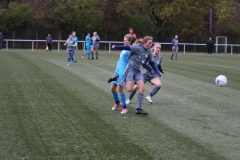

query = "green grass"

[0,50,240,160]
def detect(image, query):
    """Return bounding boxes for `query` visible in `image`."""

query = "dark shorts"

[92,43,99,50]
[172,46,179,52]
[67,50,74,58]
[143,72,158,84]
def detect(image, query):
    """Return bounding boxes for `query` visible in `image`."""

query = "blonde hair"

[133,38,143,44]
[151,43,161,54]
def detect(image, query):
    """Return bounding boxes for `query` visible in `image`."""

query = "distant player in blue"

[64,34,76,66]
[82,33,92,59]
[110,36,162,115]
[109,34,135,114]
[126,43,165,104]
[171,35,178,60]
[72,31,78,62]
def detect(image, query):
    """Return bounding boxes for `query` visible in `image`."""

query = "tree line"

[0,0,240,43]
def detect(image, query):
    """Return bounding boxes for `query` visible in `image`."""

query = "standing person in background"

[64,34,76,66]
[0,32,4,51]
[90,32,100,60]
[206,37,214,55]
[171,35,179,60]
[82,33,92,59]
[46,34,52,52]
[72,31,78,63]
[129,27,137,39]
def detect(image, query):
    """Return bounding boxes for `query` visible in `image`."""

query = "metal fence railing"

[3,39,240,55]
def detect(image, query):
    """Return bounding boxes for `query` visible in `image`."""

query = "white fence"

[3,39,240,55]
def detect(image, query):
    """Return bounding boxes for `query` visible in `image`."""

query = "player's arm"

[158,64,165,74]
[158,58,165,74]
[96,36,100,42]
[142,60,152,72]
[75,37,78,49]
[149,62,161,76]
[147,54,161,76]
[72,42,77,46]
[112,45,130,51]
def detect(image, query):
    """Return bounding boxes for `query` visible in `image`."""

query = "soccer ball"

[215,75,227,87]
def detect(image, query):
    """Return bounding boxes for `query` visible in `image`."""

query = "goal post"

[216,36,227,53]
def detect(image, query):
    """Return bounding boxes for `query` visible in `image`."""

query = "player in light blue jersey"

[109,34,135,114]
[72,31,78,62]
[82,33,92,59]
[110,36,162,115]
[171,35,178,60]
[64,34,76,66]
[126,43,165,104]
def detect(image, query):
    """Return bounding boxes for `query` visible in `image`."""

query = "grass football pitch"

[0,50,240,160]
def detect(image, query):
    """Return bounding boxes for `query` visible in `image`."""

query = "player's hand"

[76,48,78,50]
[162,71,165,74]
[159,76,163,79]
[112,45,115,49]
[64,43,66,46]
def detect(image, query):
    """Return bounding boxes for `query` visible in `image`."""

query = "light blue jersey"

[72,36,78,50]
[113,50,130,84]
[85,36,91,45]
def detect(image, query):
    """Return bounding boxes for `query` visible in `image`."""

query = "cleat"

[67,63,70,66]
[136,108,148,115]
[108,75,119,83]
[171,57,173,60]
[96,58,98,60]
[121,108,128,114]
[126,99,131,104]
[112,103,122,110]
[145,95,153,103]
[82,55,84,59]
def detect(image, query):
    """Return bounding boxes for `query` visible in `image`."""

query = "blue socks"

[120,93,126,108]
[112,92,119,104]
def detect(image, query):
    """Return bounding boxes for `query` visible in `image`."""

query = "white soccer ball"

[215,75,228,87]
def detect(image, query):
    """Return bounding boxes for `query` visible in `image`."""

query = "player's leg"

[111,83,122,110]
[49,43,52,52]
[0,41,2,51]
[210,48,213,55]
[67,51,71,66]
[95,44,99,60]
[118,86,128,114]
[135,78,148,115]
[175,47,178,60]
[82,45,90,58]
[126,84,138,104]
[171,46,175,60]
[91,45,95,60]
[146,77,162,103]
